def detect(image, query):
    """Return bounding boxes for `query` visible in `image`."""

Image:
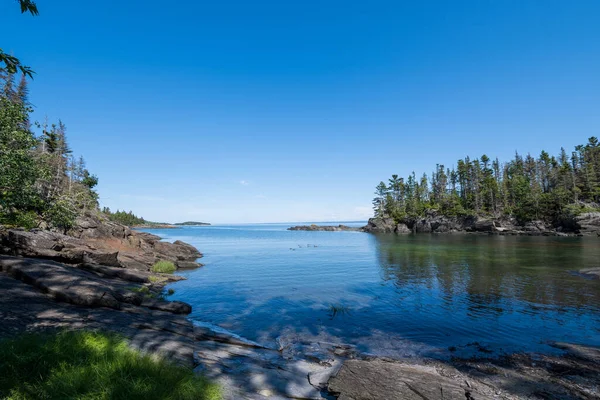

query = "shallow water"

[143,224,600,359]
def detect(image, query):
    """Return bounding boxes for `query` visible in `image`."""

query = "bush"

[45,198,76,233]
[0,210,39,229]
[151,260,176,274]
[0,330,220,400]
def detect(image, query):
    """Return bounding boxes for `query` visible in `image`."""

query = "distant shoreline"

[133,221,211,229]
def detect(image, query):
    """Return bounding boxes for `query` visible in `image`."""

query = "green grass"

[151,260,177,274]
[130,285,151,295]
[0,331,221,400]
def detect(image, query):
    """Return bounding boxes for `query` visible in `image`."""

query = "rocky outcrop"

[363,217,396,233]
[573,212,600,235]
[328,346,600,400]
[0,212,203,271]
[364,210,600,236]
[287,224,361,232]
[0,268,197,366]
[328,359,495,400]
[1,229,121,266]
[0,255,191,314]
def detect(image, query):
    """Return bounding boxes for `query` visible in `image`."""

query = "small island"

[174,221,211,226]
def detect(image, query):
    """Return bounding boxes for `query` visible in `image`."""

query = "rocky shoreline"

[1,215,599,399]
[363,210,600,236]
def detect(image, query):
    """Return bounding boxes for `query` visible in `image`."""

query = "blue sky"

[3,0,600,223]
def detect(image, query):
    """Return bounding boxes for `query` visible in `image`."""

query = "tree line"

[373,139,600,224]
[101,208,146,226]
[0,71,99,232]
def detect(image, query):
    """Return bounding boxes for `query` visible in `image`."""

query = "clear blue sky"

[3,1,599,223]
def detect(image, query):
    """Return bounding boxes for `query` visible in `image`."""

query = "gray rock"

[0,255,190,314]
[575,212,600,235]
[0,213,203,272]
[395,223,411,234]
[363,217,395,233]
[0,271,197,367]
[288,225,362,232]
[579,267,600,279]
[472,219,496,232]
[142,299,192,315]
[328,359,494,400]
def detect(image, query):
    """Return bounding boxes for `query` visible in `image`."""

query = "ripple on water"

[144,224,600,359]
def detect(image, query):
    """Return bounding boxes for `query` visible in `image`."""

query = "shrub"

[45,198,76,233]
[151,260,177,274]
[0,210,39,229]
[0,330,220,400]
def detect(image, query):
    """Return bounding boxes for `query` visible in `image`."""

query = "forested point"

[101,208,147,226]
[372,139,600,224]
[0,71,100,232]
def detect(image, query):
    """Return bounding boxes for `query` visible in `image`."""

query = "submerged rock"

[579,267,600,279]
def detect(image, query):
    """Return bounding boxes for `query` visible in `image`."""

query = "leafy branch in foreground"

[1,0,40,77]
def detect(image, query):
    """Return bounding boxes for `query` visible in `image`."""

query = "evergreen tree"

[372,138,600,225]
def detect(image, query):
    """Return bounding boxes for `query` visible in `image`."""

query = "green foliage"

[0,330,221,400]
[152,260,177,274]
[0,95,41,214]
[45,198,77,233]
[1,210,39,229]
[103,208,147,226]
[374,138,600,225]
[148,275,168,284]
[131,285,151,295]
[1,1,39,77]
[0,73,100,229]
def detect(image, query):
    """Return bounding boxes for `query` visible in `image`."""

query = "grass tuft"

[151,260,177,274]
[0,330,220,400]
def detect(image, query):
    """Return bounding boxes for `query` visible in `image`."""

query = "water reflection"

[375,234,600,312]
[151,225,600,359]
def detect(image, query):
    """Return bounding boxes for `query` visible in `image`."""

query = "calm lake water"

[142,224,600,359]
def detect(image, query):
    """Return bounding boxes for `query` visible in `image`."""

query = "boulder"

[3,230,121,266]
[363,217,396,233]
[574,212,600,235]
[414,219,432,233]
[395,223,411,234]
[472,219,496,232]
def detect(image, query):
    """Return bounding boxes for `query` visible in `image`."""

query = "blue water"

[143,224,600,359]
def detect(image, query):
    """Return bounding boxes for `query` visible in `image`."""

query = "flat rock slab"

[0,256,191,314]
[0,255,134,309]
[328,359,494,400]
[0,272,196,366]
